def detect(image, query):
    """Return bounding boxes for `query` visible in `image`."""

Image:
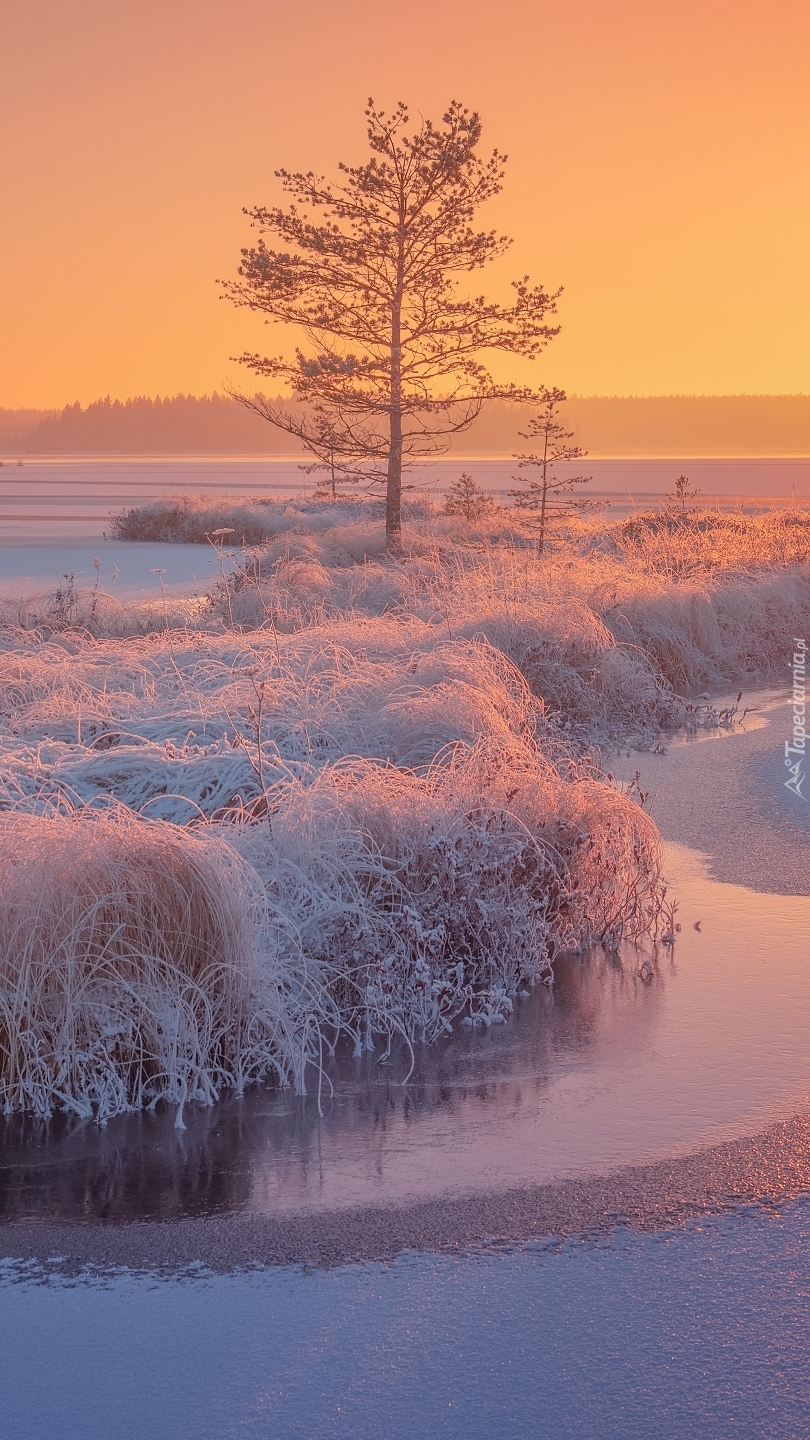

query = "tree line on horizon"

[3,392,809,458]
[0,393,296,456]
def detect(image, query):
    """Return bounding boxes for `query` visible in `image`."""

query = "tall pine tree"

[222,100,560,548]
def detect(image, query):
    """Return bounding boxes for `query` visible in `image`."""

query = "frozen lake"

[0,540,224,601]
[1,454,809,542]
[2,1198,809,1440]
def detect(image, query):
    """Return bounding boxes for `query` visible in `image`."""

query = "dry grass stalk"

[0,809,318,1121]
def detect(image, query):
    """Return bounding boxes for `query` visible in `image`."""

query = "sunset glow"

[2,0,809,407]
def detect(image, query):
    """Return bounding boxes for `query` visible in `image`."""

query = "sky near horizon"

[2,0,808,408]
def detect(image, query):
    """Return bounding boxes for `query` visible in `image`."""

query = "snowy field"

[2,1198,809,1440]
[0,540,221,601]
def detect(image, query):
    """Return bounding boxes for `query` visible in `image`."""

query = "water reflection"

[2,842,809,1223]
[0,945,662,1223]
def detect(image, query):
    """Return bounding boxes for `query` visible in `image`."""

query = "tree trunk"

[538,427,550,555]
[386,227,405,552]
[386,399,403,549]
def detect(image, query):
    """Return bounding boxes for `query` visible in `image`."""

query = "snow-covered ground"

[2,1197,809,1440]
[0,541,221,600]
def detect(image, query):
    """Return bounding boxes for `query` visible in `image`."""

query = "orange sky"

[2,0,808,408]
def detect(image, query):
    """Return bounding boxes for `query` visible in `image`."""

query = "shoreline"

[2,702,807,1273]
[3,1109,810,1273]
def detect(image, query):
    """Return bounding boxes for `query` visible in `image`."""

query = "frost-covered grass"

[0,626,662,1118]
[105,492,522,549]
[0,809,318,1121]
[1,498,807,1119]
[580,504,810,577]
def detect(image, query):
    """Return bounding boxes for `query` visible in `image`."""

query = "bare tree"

[221,100,561,549]
[508,387,592,553]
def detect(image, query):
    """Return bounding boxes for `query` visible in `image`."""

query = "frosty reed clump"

[230,735,662,1057]
[1,496,807,1118]
[0,809,323,1121]
[106,493,459,547]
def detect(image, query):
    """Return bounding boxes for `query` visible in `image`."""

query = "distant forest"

[2,392,810,457]
[0,394,298,456]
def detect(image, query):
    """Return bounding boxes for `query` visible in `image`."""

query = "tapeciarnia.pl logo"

[785,636,807,799]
